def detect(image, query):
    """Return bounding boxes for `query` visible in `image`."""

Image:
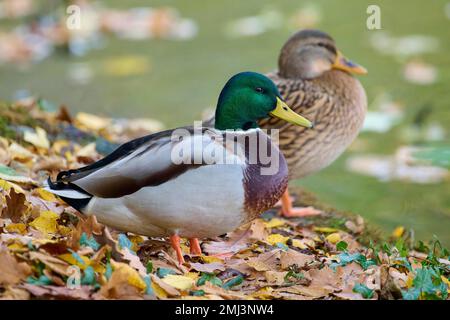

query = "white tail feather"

[43,186,91,199]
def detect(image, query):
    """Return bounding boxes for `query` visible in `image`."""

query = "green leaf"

[284,270,304,284]
[105,262,112,280]
[118,234,134,252]
[353,283,374,299]
[331,252,377,270]
[190,290,205,296]
[81,266,96,285]
[276,242,289,251]
[197,273,222,287]
[146,261,153,274]
[79,232,100,251]
[143,276,154,295]
[27,275,52,285]
[402,288,420,300]
[336,241,348,251]
[222,275,244,290]
[406,266,448,300]
[156,267,177,278]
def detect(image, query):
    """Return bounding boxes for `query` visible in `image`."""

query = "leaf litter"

[0,98,449,300]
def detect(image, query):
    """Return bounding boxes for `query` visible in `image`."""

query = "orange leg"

[170,235,185,265]
[189,238,202,256]
[280,187,322,218]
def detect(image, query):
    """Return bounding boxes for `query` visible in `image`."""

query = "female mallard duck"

[258,29,368,217]
[45,72,312,265]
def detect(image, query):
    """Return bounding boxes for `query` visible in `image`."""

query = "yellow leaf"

[58,253,104,273]
[129,235,145,252]
[0,178,12,191]
[29,211,59,237]
[76,143,96,158]
[161,275,194,291]
[406,272,415,288]
[51,140,70,153]
[325,233,341,244]
[185,272,199,281]
[264,218,286,229]
[313,226,339,233]
[110,261,147,291]
[251,286,274,299]
[36,188,58,202]
[392,226,405,238]
[58,253,91,270]
[7,242,27,252]
[441,276,450,293]
[58,225,72,236]
[266,234,289,245]
[0,179,28,192]
[151,281,168,299]
[8,142,35,160]
[180,243,190,254]
[76,112,111,131]
[201,255,224,264]
[291,239,307,249]
[5,223,27,234]
[24,127,50,149]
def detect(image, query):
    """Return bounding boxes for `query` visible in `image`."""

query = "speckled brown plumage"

[259,70,366,179]
[258,30,367,180]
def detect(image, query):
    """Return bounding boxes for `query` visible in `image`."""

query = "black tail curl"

[46,176,92,212]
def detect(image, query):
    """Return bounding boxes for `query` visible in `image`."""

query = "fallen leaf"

[266,234,289,246]
[190,262,225,273]
[326,233,341,244]
[1,188,30,223]
[392,226,405,239]
[161,275,195,291]
[28,251,70,276]
[29,211,59,237]
[246,250,281,272]
[21,284,94,300]
[280,249,315,270]
[24,127,50,149]
[0,249,32,285]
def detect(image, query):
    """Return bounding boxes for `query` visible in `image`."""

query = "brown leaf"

[0,249,32,285]
[280,249,315,270]
[1,189,30,223]
[246,250,281,272]
[190,262,226,273]
[28,251,70,276]
[56,105,73,123]
[99,272,144,300]
[201,282,246,299]
[21,284,94,300]
[0,286,30,300]
[150,274,180,298]
[248,219,269,241]
[69,215,104,250]
[203,227,251,256]
[264,270,288,286]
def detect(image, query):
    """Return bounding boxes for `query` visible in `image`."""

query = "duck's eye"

[255,87,264,93]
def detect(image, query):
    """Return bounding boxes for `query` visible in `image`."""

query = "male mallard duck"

[259,29,368,217]
[45,72,312,265]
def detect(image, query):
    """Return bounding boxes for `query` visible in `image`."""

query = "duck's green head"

[215,72,312,130]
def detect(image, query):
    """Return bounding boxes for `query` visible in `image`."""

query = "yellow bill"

[332,51,368,75]
[270,97,313,128]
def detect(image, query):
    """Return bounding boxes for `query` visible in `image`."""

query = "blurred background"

[0,0,449,245]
